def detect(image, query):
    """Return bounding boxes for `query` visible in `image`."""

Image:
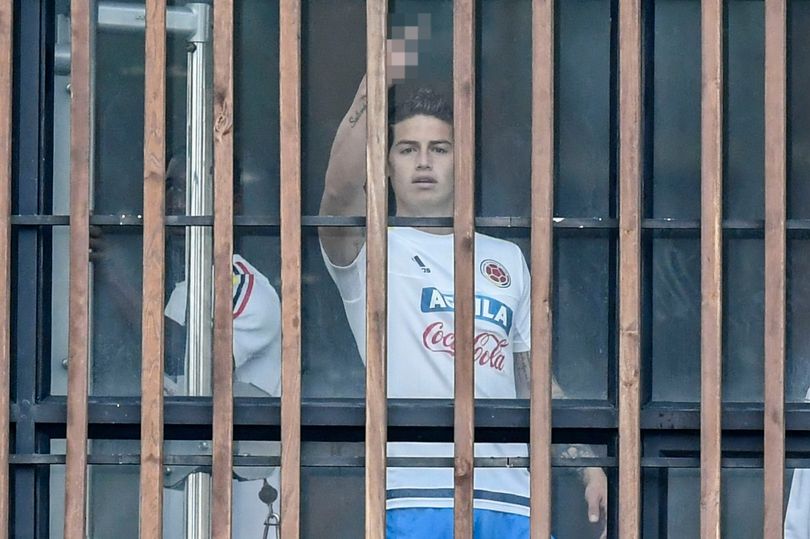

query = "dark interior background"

[33,0,810,537]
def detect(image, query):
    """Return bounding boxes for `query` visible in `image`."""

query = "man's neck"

[395,205,454,235]
[395,213,453,235]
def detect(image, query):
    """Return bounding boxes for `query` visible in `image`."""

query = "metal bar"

[0,0,11,534]
[279,0,302,537]
[763,0,787,535]
[211,0,234,536]
[183,5,214,534]
[8,453,617,468]
[139,0,167,537]
[184,2,213,400]
[20,214,810,231]
[453,0,476,536]
[11,2,43,535]
[700,0,723,535]
[64,0,92,536]
[36,397,810,430]
[530,0,554,536]
[618,0,642,534]
[365,0,388,538]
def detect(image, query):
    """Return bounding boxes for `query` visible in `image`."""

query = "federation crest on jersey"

[480,259,510,288]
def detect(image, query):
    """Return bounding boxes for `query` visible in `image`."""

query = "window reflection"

[47,440,280,538]
[643,468,765,538]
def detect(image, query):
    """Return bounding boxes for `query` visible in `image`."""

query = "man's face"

[388,114,454,217]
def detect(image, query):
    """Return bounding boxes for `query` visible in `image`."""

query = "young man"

[319,70,607,536]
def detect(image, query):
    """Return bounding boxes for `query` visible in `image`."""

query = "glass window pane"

[556,0,612,218]
[478,0,531,218]
[554,232,612,400]
[649,234,701,402]
[789,1,810,219]
[234,0,281,218]
[724,237,764,403]
[787,237,810,402]
[726,0,764,220]
[302,442,364,537]
[643,468,768,538]
[651,0,701,219]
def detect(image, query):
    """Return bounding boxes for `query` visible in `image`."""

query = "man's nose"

[416,151,431,169]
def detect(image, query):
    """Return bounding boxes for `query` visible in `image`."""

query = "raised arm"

[319,76,370,267]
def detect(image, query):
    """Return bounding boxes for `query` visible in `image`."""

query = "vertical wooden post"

[365,0,388,538]
[763,0,787,535]
[139,0,167,537]
[0,0,12,535]
[618,0,642,535]
[453,0,475,536]
[280,0,303,537]
[64,0,92,536]
[530,0,554,536]
[212,0,235,536]
[700,0,724,536]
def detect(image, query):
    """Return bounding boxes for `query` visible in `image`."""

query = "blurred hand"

[386,24,422,86]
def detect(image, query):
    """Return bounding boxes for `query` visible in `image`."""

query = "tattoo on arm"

[513,351,564,399]
[515,351,601,482]
[514,351,531,398]
[348,95,368,128]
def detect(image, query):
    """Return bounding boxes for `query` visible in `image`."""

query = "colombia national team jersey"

[323,227,533,516]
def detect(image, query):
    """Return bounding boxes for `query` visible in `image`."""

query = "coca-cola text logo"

[422,321,508,371]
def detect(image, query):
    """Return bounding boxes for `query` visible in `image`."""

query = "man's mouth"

[412,176,437,184]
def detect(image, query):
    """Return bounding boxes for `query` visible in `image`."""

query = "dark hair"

[389,85,453,126]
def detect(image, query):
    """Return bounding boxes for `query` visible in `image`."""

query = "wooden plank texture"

[0,0,12,535]
[530,0,554,537]
[453,0,475,536]
[280,0,303,537]
[365,0,388,538]
[763,0,787,535]
[64,0,92,536]
[700,0,723,536]
[618,0,642,535]
[211,0,235,536]
[139,1,167,537]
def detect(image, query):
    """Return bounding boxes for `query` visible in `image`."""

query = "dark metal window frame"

[7,0,804,536]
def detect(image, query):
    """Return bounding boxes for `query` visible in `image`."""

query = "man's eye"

[432,146,448,154]
[400,147,415,154]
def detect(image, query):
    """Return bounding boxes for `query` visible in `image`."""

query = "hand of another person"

[582,467,608,539]
[89,224,106,263]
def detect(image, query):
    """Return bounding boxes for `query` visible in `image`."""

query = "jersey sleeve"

[231,255,281,371]
[320,240,367,303]
[163,255,281,373]
[320,240,368,364]
[510,247,531,353]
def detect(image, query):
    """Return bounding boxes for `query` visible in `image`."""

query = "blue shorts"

[386,507,552,539]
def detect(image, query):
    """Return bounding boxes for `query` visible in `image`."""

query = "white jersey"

[323,227,532,516]
[163,254,282,538]
[164,253,281,397]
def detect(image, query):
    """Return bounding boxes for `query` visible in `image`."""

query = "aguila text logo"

[420,287,513,335]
